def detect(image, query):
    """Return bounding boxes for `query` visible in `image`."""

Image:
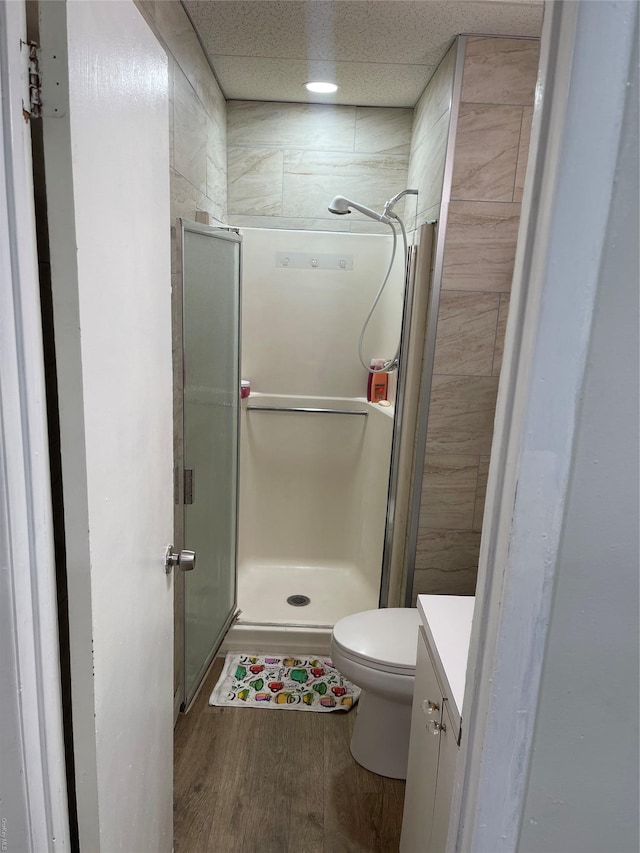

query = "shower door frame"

[396,38,466,608]
[379,221,436,608]
[174,219,242,717]
[378,238,418,607]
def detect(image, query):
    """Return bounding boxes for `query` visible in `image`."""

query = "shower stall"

[174,213,421,709]
[225,226,408,652]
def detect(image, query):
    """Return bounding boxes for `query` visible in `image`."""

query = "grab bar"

[246,405,368,417]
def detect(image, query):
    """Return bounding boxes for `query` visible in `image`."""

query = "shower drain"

[287,594,311,607]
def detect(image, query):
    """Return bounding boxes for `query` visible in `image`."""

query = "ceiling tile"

[212,56,436,107]
[183,0,543,108]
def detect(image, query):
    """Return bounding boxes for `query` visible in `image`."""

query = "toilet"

[330,607,419,780]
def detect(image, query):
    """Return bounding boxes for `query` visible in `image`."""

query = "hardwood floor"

[174,658,406,853]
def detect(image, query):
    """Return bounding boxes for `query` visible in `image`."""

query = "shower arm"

[383,188,418,220]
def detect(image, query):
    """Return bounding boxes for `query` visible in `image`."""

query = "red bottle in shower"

[367,358,387,402]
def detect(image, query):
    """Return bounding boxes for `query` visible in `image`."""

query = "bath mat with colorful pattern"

[209,653,359,712]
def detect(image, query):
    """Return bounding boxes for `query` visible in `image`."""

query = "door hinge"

[24,41,42,119]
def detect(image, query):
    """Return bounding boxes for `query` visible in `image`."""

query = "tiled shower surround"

[226,101,414,233]
[407,43,457,227]
[136,0,228,225]
[412,37,539,599]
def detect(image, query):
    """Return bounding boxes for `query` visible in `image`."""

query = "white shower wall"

[240,228,405,397]
[237,395,393,627]
[234,228,402,636]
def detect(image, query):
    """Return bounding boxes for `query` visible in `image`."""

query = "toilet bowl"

[330,608,419,780]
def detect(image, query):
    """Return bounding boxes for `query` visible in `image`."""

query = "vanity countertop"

[417,595,475,725]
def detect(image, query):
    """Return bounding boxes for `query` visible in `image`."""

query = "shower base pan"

[224,562,379,656]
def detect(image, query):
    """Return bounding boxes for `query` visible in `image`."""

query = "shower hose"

[359,213,408,374]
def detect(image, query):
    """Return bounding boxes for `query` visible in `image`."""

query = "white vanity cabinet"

[400,627,458,852]
[400,595,475,853]
[428,702,459,851]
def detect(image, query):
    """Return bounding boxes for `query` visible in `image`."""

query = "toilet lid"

[332,608,419,674]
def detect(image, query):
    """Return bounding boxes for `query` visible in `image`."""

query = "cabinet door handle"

[422,699,440,715]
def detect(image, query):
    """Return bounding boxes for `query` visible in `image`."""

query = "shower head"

[328,195,392,225]
[327,196,350,215]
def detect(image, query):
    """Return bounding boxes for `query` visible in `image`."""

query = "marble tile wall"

[135,1,227,226]
[226,102,413,233]
[407,42,457,228]
[413,36,539,600]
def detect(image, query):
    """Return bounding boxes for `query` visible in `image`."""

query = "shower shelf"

[246,405,368,417]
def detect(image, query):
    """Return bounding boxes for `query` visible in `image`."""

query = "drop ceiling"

[182,0,544,108]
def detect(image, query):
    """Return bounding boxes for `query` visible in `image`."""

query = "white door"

[38,1,173,850]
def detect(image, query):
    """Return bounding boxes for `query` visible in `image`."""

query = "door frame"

[0,1,70,848]
[447,1,639,848]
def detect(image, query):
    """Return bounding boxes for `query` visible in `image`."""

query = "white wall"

[517,7,639,849]
[238,395,393,583]
[240,395,367,571]
[240,228,405,398]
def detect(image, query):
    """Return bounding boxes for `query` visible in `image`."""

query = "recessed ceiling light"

[304,81,339,94]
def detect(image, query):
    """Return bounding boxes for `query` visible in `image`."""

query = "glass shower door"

[179,220,242,708]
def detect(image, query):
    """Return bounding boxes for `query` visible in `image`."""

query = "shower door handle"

[184,469,194,504]
[164,546,196,574]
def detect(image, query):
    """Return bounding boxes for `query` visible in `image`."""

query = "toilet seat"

[332,608,419,676]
